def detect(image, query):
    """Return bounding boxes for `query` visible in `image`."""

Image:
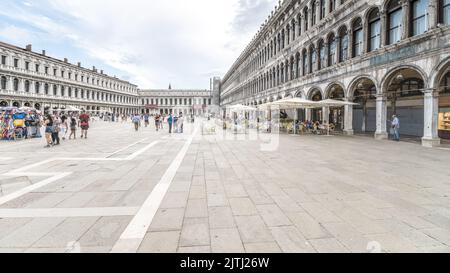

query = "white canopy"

[228,104,257,111]
[313,99,359,108]
[271,98,320,109]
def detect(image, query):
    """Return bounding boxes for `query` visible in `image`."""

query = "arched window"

[339,27,349,62]
[352,18,363,57]
[368,9,381,52]
[1,76,6,90]
[312,2,317,25]
[318,40,326,70]
[35,82,40,93]
[45,83,49,95]
[304,7,309,31]
[13,78,18,91]
[290,57,295,80]
[330,0,336,13]
[328,34,337,66]
[25,80,30,92]
[320,0,326,19]
[68,87,72,97]
[387,0,403,45]
[442,0,450,24]
[310,46,317,73]
[411,0,428,36]
[61,86,65,97]
[296,53,301,78]
[302,50,308,76]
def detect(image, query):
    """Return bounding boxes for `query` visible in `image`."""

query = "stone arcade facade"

[220,0,450,147]
[0,42,139,115]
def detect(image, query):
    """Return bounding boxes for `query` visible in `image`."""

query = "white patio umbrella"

[270,98,320,134]
[228,104,257,111]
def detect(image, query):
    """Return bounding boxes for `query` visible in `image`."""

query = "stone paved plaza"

[0,120,450,253]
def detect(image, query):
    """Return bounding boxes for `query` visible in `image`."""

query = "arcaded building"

[220,0,450,147]
[0,42,140,115]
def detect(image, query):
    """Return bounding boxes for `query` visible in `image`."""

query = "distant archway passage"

[328,85,345,131]
[0,101,8,107]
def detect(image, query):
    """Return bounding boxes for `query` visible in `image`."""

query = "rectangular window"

[445,0,450,25]
[25,61,30,70]
[369,20,381,51]
[35,64,40,72]
[1,56,6,65]
[45,67,49,74]
[14,59,18,68]
[411,0,428,36]
[353,29,363,57]
[389,9,402,44]
[54,68,57,76]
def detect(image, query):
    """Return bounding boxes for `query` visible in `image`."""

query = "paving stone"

[209,206,235,229]
[256,204,292,227]
[185,199,208,218]
[309,238,350,253]
[78,216,131,248]
[286,212,331,240]
[179,218,210,247]
[234,216,275,244]
[138,231,180,253]
[229,198,258,216]
[149,208,185,232]
[210,228,245,253]
[270,226,316,253]
[244,242,282,253]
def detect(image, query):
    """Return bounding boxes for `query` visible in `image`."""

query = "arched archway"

[435,60,450,140]
[308,88,323,122]
[0,101,8,107]
[34,103,41,110]
[349,77,378,134]
[326,84,346,131]
[12,101,20,108]
[24,102,31,107]
[382,67,427,139]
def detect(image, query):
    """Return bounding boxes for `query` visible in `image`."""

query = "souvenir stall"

[0,107,42,140]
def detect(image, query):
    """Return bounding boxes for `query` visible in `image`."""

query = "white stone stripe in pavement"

[0,207,140,218]
[107,138,150,158]
[0,172,72,206]
[111,125,200,253]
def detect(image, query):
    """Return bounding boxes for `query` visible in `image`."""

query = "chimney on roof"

[77,62,81,67]
[64,58,68,63]
[100,70,103,74]
[26,44,32,51]
[42,50,46,56]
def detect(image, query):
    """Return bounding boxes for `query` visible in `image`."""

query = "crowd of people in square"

[131,112,188,134]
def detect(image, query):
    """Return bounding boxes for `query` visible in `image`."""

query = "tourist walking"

[79,110,90,139]
[44,114,53,148]
[391,115,400,142]
[168,113,174,134]
[155,114,160,132]
[60,115,68,140]
[69,117,77,140]
[144,114,150,127]
[52,115,61,145]
[178,112,184,133]
[132,114,141,131]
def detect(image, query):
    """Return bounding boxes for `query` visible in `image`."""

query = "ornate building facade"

[220,0,450,147]
[0,42,140,115]
[138,88,215,116]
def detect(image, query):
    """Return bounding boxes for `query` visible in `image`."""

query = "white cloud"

[0,0,278,89]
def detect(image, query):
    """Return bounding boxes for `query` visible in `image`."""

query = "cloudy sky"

[0,0,278,89]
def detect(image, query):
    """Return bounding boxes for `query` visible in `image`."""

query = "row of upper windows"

[0,76,137,104]
[232,0,450,96]
[0,54,137,93]
[141,98,212,106]
[234,0,449,83]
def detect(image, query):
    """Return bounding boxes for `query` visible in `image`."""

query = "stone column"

[401,0,410,40]
[323,107,329,124]
[380,10,387,47]
[363,18,369,53]
[375,94,388,139]
[422,89,441,147]
[323,42,329,69]
[348,29,354,59]
[19,79,24,93]
[428,0,438,29]
[344,98,354,135]
[336,36,341,63]
[7,76,13,91]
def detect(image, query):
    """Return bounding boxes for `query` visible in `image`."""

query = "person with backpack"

[44,114,54,148]
[79,110,90,139]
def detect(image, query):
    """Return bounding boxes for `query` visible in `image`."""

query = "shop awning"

[313,99,359,108]
[228,104,257,111]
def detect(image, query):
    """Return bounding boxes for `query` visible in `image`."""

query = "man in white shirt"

[391,115,400,141]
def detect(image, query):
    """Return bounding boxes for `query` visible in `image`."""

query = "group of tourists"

[42,110,90,148]
[130,112,184,134]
